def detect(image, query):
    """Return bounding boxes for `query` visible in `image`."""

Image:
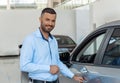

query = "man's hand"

[50,65,59,75]
[73,75,84,83]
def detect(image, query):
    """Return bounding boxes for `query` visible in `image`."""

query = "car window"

[75,32,106,63]
[102,28,120,66]
[55,36,75,45]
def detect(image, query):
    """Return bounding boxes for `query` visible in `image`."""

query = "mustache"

[46,25,53,27]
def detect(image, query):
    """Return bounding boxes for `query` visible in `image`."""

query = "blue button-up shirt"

[20,28,74,81]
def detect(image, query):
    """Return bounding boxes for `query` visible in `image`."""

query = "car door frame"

[94,27,114,65]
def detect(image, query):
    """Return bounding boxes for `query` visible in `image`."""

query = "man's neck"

[40,28,49,40]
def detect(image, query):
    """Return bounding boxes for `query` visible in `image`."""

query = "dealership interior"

[0,0,120,83]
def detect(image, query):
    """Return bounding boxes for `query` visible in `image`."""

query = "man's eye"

[52,20,55,22]
[46,19,49,21]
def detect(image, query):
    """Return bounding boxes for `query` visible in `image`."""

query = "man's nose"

[48,21,53,26]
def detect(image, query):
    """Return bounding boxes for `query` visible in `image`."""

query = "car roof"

[98,20,120,29]
[53,35,70,37]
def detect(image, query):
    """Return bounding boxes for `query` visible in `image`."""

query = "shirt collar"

[35,28,53,40]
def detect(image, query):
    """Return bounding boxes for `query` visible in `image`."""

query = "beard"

[41,23,54,33]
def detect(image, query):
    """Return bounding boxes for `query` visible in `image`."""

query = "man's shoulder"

[23,32,35,41]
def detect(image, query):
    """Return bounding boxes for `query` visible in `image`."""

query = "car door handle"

[69,68,88,83]
[70,66,89,75]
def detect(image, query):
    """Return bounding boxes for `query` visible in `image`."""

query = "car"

[59,20,120,83]
[54,35,76,64]
[54,35,76,53]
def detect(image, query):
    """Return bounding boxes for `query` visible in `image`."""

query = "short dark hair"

[41,7,56,16]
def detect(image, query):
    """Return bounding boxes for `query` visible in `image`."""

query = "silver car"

[59,20,120,83]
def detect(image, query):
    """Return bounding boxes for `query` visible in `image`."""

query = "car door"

[71,27,110,83]
[60,26,120,83]
[59,27,109,83]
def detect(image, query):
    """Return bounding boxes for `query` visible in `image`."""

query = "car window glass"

[102,28,120,66]
[55,36,75,45]
[76,33,105,63]
[66,37,75,44]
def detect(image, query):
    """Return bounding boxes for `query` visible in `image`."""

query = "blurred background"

[1,0,120,55]
[0,0,96,10]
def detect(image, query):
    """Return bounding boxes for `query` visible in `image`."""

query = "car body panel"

[69,64,120,83]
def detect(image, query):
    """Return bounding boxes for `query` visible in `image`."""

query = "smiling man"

[20,7,83,83]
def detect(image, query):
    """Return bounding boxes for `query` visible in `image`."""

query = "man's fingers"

[50,65,59,74]
[73,75,84,83]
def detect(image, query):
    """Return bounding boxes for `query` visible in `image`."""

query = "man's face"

[40,13,56,33]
